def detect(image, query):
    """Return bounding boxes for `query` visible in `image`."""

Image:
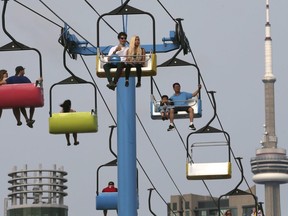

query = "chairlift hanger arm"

[148,188,157,216]
[186,126,231,160]
[1,0,43,77]
[109,125,117,158]
[96,4,156,52]
[217,158,258,216]
[96,159,117,195]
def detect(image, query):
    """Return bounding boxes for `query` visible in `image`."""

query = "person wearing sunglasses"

[104,32,129,91]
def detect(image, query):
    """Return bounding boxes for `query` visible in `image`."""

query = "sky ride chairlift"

[217,157,262,216]
[0,0,44,109]
[95,126,139,211]
[150,18,202,120]
[48,47,98,134]
[95,5,158,78]
[48,77,98,134]
[150,64,202,120]
[186,91,231,180]
[96,159,118,211]
[59,6,181,68]
[96,159,140,210]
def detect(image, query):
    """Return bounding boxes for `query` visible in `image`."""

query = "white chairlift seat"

[96,53,157,78]
[186,161,231,180]
[150,95,202,120]
[186,140,231,180]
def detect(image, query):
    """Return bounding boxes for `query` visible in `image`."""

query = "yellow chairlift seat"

[49,76,98,135]
[96,53,157,78]
[49,111,98,134]
[150,95,202,120]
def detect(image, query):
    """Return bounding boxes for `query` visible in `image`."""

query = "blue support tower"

[117,77,137,216]
[59,5,188,215]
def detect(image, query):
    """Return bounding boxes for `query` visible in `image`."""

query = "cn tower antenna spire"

[264,0,275,80]
[251,1,288,216]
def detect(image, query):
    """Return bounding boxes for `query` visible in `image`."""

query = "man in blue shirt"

[167,82,201,131]
[6,66,36,128]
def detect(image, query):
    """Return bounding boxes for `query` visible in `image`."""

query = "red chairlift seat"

[0,83,44,108]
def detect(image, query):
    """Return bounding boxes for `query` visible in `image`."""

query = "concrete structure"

[250,1,288,215]
[5,164,68,216]
[168,186,256,216]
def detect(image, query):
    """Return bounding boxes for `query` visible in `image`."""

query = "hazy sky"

[1,1,288,216]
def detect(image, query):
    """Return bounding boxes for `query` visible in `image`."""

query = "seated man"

[104,32,129,91]
[102,181,118,216]
[5,66,40,128]
[167,82,201,131]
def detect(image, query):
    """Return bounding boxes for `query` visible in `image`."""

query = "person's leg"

[169,108,174,124]
[0,109,2,118]
[23,107,35,128]
[188,107,196,130]
[167,108,175,131]
[113,62,125,84]
[104,63,113,83]
[103,210,107,216]
[124,64,131,87]
[73,133,79,145]
[188,107,194,123]
[29,107,35,121]
[13,108,22,126]
[20,107,29,121]
[135,64,142,87]
[65,133,71,146]
[165,111,169,120]
[161,111,165,120]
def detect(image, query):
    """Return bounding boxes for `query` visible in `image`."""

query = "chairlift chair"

[95,159,139,211]
[186,91,231,180]
[0,0,44,109]
[150,56,202,120]
[49,76,98,134]
[95,5,157,78]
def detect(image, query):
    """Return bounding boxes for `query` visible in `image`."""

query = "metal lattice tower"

[250,1,288,215]
[5,164,68,216]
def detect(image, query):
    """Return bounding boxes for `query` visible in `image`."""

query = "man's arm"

[192,84,201,97]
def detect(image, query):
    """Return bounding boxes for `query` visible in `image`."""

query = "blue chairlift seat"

[96,192,118,210]
[96,53,157,78]
[96,192,139,210]
[150,95,202,120]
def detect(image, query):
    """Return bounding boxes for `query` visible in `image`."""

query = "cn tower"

[250,0,288,215]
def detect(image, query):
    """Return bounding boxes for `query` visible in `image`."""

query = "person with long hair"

[125,35,145,88]
[0,69,8,118]
[60,99,79,146]
[0,69,8,85]
[224,209,232,216]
